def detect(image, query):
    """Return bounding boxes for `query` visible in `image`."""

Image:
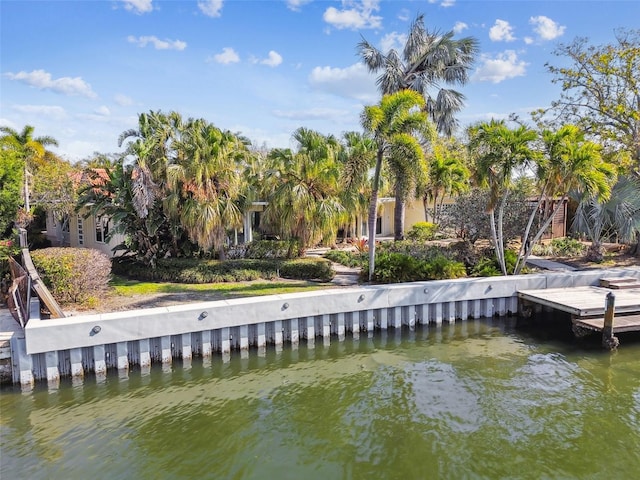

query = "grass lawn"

[107,274,332,302]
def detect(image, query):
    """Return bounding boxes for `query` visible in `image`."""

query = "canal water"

[2,317,639,479]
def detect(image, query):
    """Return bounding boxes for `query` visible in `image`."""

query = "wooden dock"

[517,283,640,342]
[517,286,640,317]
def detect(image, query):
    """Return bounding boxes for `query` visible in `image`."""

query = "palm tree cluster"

[3,15,637,278]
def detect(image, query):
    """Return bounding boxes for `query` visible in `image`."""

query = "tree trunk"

[367,149,384,281]
[394,185,405,240]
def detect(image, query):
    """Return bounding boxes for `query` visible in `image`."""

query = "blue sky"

[1,0,638,161]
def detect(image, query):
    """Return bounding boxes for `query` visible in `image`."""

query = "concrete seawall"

[5,267,639,388]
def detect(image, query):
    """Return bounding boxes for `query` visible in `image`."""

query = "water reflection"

[2,318,640,479]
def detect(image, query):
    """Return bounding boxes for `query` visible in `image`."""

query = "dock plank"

[573,314,640,334]
[517,286,640,317]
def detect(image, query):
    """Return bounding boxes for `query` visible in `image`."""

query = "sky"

[1,0,639,162]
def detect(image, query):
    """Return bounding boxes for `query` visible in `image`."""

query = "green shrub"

[112,256,333,283]
[278,258,334,281]
[373,252,422,283]
[422,254,466,280]
[549,237,586,256]
[324,249,367,268]
[470,257,502,277]
[31,247,111,304]
[371,251,466,283]
[406,222,439,242]
[470,249,519,277]
[245,239,301,259]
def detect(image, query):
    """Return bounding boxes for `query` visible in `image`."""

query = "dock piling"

[602,292,619,351]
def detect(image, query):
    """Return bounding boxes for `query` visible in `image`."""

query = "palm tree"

[339,131,377,238]
[361,90,428,280]
[1,125,58,212]
[262,128,345,249]
[572,175,640,261]
[512,125,617,270]
[421,138,469,224]
[358,13,479,136]
[468,120,538,275]
[168,119,248,259]
[359,14,477,238]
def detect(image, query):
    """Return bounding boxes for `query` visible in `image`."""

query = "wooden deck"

[518,285,640,337]
[573,313,640,334]
[517,286,640,317]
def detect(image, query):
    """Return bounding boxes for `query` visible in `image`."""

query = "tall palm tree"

[358,13,479,136]
[358,14,477,238]
[361,90,428,280]
[468,120,538,275]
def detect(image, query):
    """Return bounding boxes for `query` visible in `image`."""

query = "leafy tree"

[543,29,640,170]
[31,154,78,236]
[0,149,23,236]
[441,189,530,247]
[361,90,428,280]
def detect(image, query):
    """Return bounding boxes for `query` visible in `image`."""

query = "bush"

[422,254,466,280]
[278,258,334,281]
[371,251,466,283]
[30,248,111,304]
[470,249,519,277]
[549,237,586,256]
[406,222,438,242]
[324,249,367,268]
[112,256,333,283]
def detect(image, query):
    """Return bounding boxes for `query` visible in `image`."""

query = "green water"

[2,318,639,479]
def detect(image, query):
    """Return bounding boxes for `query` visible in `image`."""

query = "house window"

[96,216,109,244]
[77,215,84,245]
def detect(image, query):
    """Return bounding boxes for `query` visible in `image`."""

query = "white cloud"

[95,106,111,116]
[529,16,565,41]
[473,50,528,83]
[428,0,455,6]
[114,94,134,106]
[453,21,468,34]
[397,9,410,22]
[127,35,187,50]
[286,0,312,11]
[121,0,153,14]
[323,0,382,30]
[380,32,406,53]
[489,19,516,42]
[5,70,97,98]
[12,104,68,120]
[524,37,534,45]
[261,51,283,67]
[308,63,377,101]
[198,0,223,18]
[209,47,240,64]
